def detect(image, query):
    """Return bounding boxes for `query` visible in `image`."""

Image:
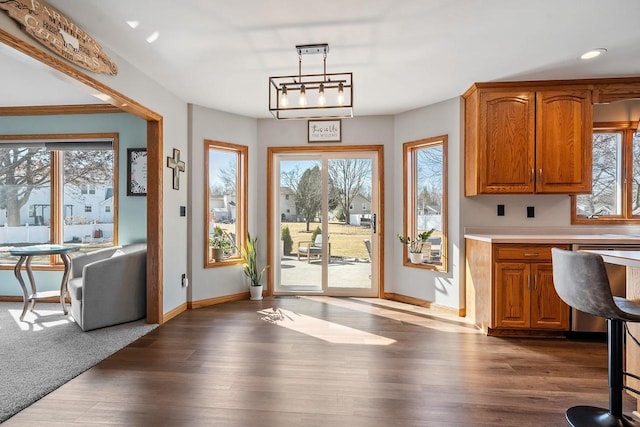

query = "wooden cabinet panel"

[495,262,530,328]
[464,83,593,196]
[535,89,592,193]
[495,245,552,261]
[530,263,569,329]
[479,91,535,193]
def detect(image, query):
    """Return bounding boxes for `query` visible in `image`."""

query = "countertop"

[582,250,640,268]
[464,228,640,245]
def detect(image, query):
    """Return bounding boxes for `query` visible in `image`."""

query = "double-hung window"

[0,134,118,266]
[401,135,448,271]
[205,139,247,267]
[572,123,640,223]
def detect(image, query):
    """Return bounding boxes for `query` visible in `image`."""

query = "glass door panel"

[326,156,377,296]
[277,157,323,292]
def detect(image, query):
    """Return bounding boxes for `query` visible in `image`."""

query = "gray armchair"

[67,243,147,331]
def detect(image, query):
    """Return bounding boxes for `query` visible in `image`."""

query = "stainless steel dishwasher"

[570,244,640,332]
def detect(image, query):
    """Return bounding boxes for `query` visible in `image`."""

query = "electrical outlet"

[527,206,535,218]
[181,273,188,288]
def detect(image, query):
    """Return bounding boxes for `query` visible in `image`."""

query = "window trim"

[571,121,638,224]
[0,132,119,270]
[402,135,448,272]
[204,139,248,268]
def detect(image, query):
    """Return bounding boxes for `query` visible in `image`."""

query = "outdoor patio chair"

[297,235,331,263]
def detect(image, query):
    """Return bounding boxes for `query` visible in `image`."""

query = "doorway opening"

[268,145,383,297]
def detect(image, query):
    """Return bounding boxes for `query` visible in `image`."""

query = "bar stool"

[552,248,640,426]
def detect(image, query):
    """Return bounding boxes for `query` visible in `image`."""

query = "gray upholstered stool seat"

[552,248,640,427]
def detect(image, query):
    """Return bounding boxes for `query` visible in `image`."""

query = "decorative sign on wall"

[308,119,342,143]
[127,148,147,196]
[0,0,118,75]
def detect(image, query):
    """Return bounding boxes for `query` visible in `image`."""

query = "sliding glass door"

[270,147,381,297]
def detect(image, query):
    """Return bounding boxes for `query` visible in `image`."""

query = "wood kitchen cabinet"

[465,239,570,336]
[494,246,569,331]
[464,83,592,196]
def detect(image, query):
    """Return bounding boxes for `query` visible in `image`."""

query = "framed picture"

[127,148,147,196]
[308,119,341,143]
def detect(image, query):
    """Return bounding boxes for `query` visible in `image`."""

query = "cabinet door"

[478,90,535,193]
[530,263,569,330]
[535,89,592,193]
[495,262,530,328]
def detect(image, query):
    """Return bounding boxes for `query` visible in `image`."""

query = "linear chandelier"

[269,43,353,120]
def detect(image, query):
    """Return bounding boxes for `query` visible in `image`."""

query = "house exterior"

[279,187,298,222]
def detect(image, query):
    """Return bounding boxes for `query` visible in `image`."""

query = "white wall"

[188,104,258,302]
[394,98,463,309]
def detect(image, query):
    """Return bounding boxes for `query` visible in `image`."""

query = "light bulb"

[318,83,326,106]
[299,84,307,106]
[337,82,344,105]
[280,86,288,107]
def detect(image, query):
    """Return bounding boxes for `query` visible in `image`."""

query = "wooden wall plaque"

[0,0,118,75]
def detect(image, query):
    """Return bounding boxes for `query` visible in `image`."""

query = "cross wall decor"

[167,148,185,190]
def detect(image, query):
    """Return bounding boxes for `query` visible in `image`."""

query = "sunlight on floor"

[304,296,481,335]
[257,307,396,345]
[9,308,73,331]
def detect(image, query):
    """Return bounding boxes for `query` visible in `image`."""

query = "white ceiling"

[4,0,640,117]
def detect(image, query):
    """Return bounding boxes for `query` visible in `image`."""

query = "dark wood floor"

[5,296,638,426]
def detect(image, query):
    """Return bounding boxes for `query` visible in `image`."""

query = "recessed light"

[126,20,139,29]
[146,31,159,43]
[581,48,607,60]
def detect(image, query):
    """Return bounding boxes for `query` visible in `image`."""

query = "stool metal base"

[567,406,640,427]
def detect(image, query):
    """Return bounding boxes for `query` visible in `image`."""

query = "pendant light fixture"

[268,43,353,120]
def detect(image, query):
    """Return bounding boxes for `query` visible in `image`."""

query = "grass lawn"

[281,221,371,259]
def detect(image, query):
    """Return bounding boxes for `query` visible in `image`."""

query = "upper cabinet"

[465,82,592,196]
[535,89,592,193]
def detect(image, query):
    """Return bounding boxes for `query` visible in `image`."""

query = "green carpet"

[0,302,157,423]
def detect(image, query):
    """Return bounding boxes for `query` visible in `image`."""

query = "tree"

[295,166,322,231]
[0,147,114,226]
[0,148,49,226]
[577,133,617,216]
[328,159,371,225]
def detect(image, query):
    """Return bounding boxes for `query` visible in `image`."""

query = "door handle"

[371,214,377,234]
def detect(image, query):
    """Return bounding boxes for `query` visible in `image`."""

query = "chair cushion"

[67,277,83,300]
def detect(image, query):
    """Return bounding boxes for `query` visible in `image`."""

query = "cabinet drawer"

[495,245,568,261]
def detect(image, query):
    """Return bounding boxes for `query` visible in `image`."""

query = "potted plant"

[209,226,233,261]
[397,229,435,264]
[241,233,269,300]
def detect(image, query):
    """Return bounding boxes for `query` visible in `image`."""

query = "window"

[205,139,247,267]
[402,135,448,271]
[572,123,640,224]
[0,134,117,267]
[105,206,111,213]
[80,184,96,195]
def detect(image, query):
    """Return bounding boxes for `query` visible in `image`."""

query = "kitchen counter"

[464,230,640,245]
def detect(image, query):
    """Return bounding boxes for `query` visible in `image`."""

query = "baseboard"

[383,292,466,317]
[163,302,187,323]
[188,291,250,310]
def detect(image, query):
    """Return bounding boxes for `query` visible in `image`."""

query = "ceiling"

[4,0,640,118]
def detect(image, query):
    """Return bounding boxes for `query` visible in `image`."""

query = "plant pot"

[409,252,424,264]
[211,247,225,262]
[249,284,263,301]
